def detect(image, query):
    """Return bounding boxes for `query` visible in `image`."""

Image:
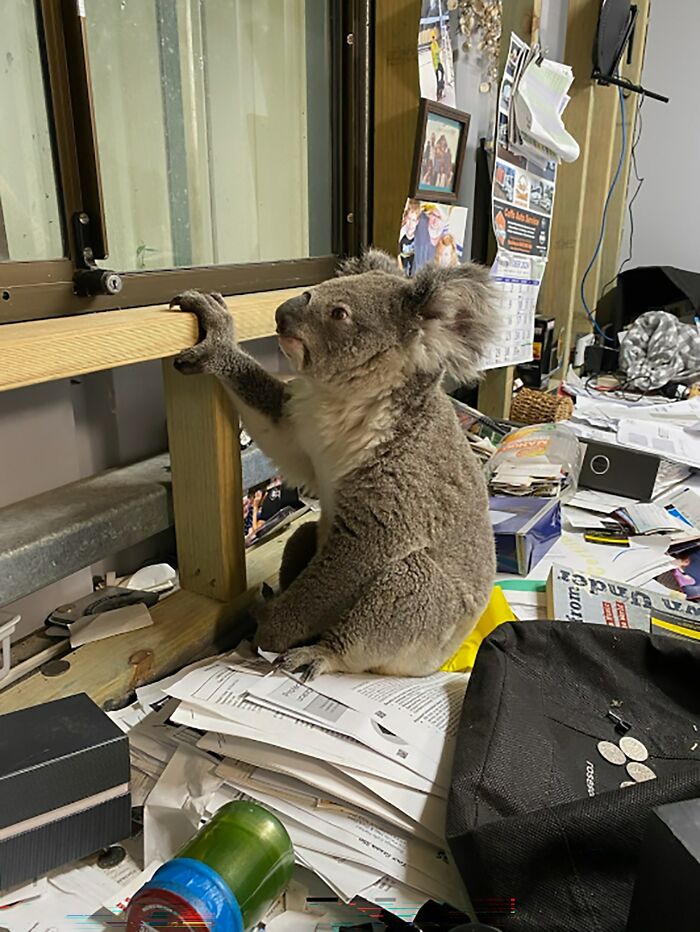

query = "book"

[547,564,700,642]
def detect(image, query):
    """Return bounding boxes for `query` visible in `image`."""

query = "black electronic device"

[592,1,669,103]
[579,440,660,501]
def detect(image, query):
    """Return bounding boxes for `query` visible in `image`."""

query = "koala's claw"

[169,289,234,337]
[273,645,338,681]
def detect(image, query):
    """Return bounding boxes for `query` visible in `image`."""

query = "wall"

[620,0,700,272]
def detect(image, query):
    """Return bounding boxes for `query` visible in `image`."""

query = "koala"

[170,250,498,680]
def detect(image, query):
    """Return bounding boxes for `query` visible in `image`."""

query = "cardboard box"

[0,693,131,890]
[490,496,561,576]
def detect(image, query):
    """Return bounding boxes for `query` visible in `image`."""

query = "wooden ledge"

[0,289,298,392]
[0,518,317,714]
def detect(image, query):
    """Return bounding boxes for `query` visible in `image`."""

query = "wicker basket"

[511,388,574,424]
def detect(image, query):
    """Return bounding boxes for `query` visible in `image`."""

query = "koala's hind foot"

[170,290,233,374]
[274,550,486,680]
[279,521,318,591]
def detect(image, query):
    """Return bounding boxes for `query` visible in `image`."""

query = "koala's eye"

[330,306,349,321]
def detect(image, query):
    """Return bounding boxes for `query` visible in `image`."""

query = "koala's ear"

[337,248,403,277]
[405,262,500,381]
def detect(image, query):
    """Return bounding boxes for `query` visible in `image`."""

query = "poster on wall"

[481,33,559,370]
[418,0,456,108]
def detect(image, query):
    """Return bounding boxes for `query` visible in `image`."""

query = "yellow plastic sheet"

[440,586,516,673]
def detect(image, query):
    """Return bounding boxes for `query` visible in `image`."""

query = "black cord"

[600,94,646,297]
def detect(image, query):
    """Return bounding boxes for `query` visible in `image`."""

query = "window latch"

[72,212,123,296]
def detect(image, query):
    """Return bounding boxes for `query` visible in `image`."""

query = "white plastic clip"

[0,612,20,684]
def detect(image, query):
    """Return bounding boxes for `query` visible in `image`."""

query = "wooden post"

[537,0,601,370]
[478,367,515,420]
[478,0,537,419]
[372,0,422,253]
[163,361,246,602]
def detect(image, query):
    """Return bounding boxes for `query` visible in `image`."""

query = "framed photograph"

[409,98,470,205]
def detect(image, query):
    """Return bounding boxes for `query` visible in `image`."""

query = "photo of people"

[411,99,470,204]
[418,0,456,107]
[494,161,515,202]
[397,198,468,278]
[243,476,308,548]
[656,543,700,601]
[418,113,461,196]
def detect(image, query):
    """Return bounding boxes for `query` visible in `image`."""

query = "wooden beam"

[537,0,601,369]
[478,366,514,420]
[479,0,537,418]
[163,362,246,602]
[0,289,299,393]
[372,0,421,252]
[0,519,315,715]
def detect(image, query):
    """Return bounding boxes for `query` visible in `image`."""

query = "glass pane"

[0,0,64,261]
[84,0,333,272]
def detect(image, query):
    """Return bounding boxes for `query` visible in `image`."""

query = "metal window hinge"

[72,212,123,296]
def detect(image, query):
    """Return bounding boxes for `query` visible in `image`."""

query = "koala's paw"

[170,290,234,375]
[273,644,341,682]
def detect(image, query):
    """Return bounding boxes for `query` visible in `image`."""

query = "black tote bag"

[446,621,700,932]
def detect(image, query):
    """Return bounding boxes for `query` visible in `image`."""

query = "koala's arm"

[170,291,315,488]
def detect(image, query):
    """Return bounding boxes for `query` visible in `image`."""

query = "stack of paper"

[563,369,700,471]
[512,56,579,163]
[490,462,563,497]
[146,651,470,920]
[504,42,578,165]
[613,502,691,536]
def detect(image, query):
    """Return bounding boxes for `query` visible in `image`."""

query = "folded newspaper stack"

[508,40,579,164]
[108,648,471,924]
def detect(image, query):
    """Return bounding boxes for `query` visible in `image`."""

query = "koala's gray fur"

[171,250,498,680]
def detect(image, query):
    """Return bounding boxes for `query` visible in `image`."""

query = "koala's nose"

[275,292,310,334]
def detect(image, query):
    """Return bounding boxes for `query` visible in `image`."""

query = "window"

[0,0,369,323]
[0,0,64,262]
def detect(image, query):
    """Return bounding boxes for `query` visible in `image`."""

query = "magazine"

[243,477,309,549]
[547,564,700,641]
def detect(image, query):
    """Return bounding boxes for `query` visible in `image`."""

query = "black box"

[627,799,700,931]
[517,317,557,388]
[0,693,131,890]
[579,440,660,501]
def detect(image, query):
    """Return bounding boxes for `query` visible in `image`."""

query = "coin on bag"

[598,740,626,765]
[627,761,656,782]
[619,736,649,762]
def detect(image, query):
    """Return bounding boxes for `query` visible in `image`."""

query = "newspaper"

[547,564,700,638]
[483,33,560,370]
[512,55,579,162]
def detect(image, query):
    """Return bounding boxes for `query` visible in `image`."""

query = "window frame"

[1,0,371,324]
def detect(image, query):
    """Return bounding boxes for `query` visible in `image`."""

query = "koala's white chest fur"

[288,378,395,521]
